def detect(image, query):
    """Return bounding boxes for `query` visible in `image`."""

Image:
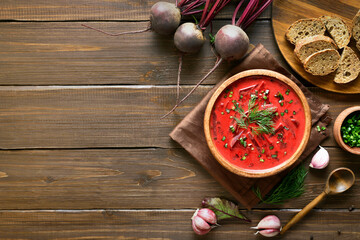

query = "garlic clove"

[192,215,211,230]
[192,218,211,235]
[257,229,280,237]
[252,215,281,230]
[196,208,217,225]
[251,215,281,237]
[309,146,329,169]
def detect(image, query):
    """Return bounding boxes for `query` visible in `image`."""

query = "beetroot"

[82,1,209,36]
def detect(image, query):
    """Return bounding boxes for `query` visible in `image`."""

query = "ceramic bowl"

[333,106,360,155]
[203,69,312,178]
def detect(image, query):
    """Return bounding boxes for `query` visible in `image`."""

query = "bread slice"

[294,35,338,63]
[357,40,360,52]
[286,18,326,45]
[334,46,360,84]
[303,49,340,76]
[352,10,360,42]
[320,15,351,49]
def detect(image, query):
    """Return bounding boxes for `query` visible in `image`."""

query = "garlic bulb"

[191,208,217,235]
[251,215,281,237]
[309,146,329,169]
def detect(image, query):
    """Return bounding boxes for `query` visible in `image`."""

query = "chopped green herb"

[221,112,224,115]
[226,109,230,114]
[284,109,288,113]
[224,95,227,98]
[321,126,326,131]
[240,95,243,99]
[229,94,233,98]
[243,141,247,147]
[232,106,235,110]
[251,147,254,151]
[263,96,268,100]
[341,112,360,147]
[265,89,270,95]
[284,152,287,155]
[230,125,235,133]
[261,148,265,154]
[221,136,226,141]
[260,158,265,162]
[258,154,261,158]
[281,112,285,116]
[271,154,277,158]
[230,91,233,94]
[269,146,274,150]
[225,89,230,93]
[293,111,296,115]
[224,143,228,148]
[275,92,284,100]
[242,156,246,160]
[280,101,284,106]
[317,125,321,132]
[289,100,293,104]
[285,89,290,95]
[244,153,248,156]
[230,116,233,119]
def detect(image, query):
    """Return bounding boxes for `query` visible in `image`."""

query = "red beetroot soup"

[209,75,306,171]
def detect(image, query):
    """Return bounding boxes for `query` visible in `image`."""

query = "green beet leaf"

[202,197,251,222]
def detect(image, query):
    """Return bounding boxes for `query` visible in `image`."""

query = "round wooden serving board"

[272,0,360,94]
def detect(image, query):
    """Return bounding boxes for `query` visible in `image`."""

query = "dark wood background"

[0,0,359,239]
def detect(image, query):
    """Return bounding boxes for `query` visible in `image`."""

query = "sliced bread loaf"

[303,48,340,76]
[320,15,351,49]
[294,35,338,63]
[286,18,326,45]
[334,46,360,84]
[352,10,360,42]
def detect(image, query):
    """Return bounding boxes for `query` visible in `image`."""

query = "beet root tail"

[161,57,223,119]
[81,24,151,36]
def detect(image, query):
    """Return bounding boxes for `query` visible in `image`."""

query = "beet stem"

[199,0,211,25]
[161,58,223,119]
[81,24,151,36]
[232,0,245,25]
[242,0,273,29]
[176,54,183,104]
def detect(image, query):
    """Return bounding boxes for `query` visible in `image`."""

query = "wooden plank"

[0,148,358,210]
[0,209,358,239]
[0,86,358,149]
[0,20,283,85]
[0,0,271,21]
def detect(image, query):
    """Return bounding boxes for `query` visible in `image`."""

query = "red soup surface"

[210,76,306,170]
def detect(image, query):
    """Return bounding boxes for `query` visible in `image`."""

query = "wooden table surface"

[0,1,360,239]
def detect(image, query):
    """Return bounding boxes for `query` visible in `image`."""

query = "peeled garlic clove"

[196,208,217,225]
[251,215,281,237]
[309,146,329,169]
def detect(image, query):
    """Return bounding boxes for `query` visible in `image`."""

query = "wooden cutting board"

[272,0,360,94]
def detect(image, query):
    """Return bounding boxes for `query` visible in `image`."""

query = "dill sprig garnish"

[253,164,308,204]
[233,95,277,135]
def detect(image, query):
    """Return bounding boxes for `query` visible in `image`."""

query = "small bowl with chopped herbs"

[334,106,360,155]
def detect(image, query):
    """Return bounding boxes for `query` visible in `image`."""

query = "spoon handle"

[280,191,327,234]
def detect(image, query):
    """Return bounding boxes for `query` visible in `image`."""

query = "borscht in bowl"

[204,69,311,178]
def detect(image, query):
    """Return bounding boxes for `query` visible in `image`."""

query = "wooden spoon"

[280,167,355,234]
